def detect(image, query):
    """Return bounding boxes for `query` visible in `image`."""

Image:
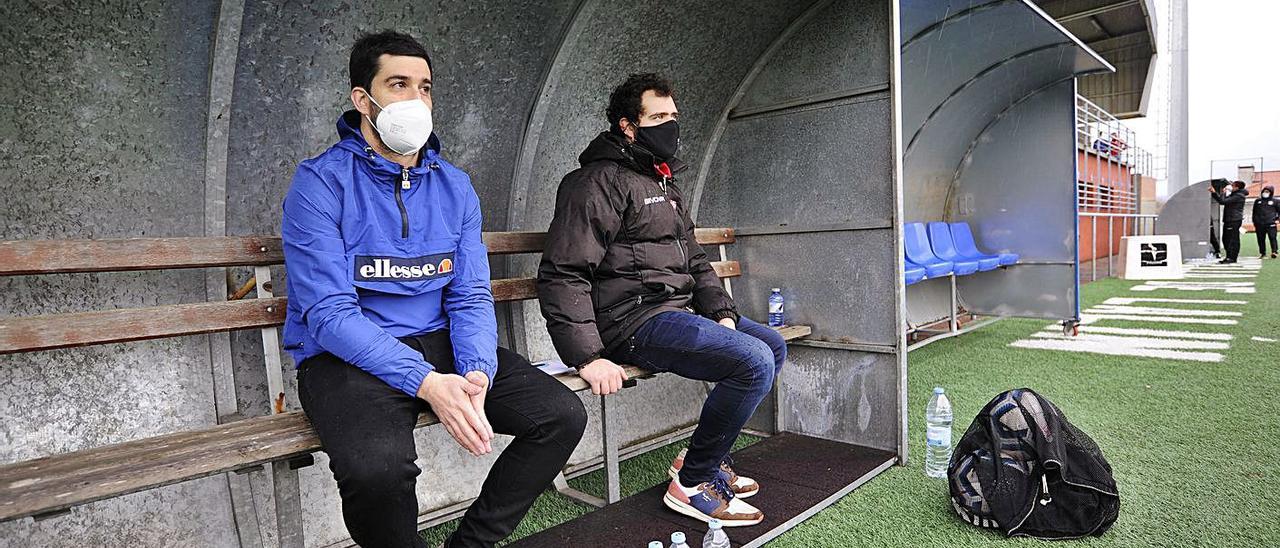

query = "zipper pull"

[401,168,411,190]
[1039,474,1052,506]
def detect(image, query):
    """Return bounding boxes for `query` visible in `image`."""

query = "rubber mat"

[509,432,896,547]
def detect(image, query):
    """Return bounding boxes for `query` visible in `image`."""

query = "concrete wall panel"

[0,1,239,545]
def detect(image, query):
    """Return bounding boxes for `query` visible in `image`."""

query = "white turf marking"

[1043,324,1233,341]
[1141,281,1255,286]
[1030,332,1230,350]
[1102,297,1247,306]
[1078,313,1238,325]
[1252,336,1278,343]
[1130,284,1255,293]
[1184,274,1257,279]
[1009,339,1224,362]
[1087,305,1243,317]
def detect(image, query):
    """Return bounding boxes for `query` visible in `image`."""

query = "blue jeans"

[608,311,787,485]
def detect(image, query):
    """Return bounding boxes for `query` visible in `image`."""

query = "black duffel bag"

[948,388,1120,539]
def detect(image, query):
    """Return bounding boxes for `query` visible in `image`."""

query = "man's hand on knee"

[464,371,495,452]
[417,372,494,456]
[578,358,629,396]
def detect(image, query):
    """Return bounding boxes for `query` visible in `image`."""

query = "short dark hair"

[1232,180,1246,189]
[349,30,433,90]
[606,73,675,132]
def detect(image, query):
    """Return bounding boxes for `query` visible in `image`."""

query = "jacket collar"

[334,109,441,180]
[578,131,689,179]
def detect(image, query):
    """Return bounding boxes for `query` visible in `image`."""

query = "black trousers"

[298,330,587,548]
[1257,224,1278,255]
[1223,222,1241,261]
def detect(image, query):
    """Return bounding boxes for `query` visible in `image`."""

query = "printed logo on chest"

[354,252,456,281]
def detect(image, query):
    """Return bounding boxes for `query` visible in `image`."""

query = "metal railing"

[1079,212,1159,282]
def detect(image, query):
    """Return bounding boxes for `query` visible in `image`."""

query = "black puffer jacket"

[537,131,737,367]
[1252,186,1279,226]
[1212,187,1249,225]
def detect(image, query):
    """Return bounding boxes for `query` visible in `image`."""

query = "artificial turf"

[424,237,1280,547]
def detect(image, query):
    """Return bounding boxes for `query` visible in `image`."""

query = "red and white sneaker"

[668,448,759,499]
[663,477,764,526]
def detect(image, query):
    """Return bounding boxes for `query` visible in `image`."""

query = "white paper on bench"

[534,359,574,376]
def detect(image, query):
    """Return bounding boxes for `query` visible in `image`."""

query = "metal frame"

[253,266,305,548]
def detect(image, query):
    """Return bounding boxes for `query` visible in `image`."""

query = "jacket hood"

[578,131,688,177]
[334,109,441,178]
[1263,186,1275,195]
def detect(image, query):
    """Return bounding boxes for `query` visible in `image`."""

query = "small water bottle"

[703,519,730,548]
[768,288,785,327]
[924,387,953,478]
[649,542,663,548]
[669,531,690,548]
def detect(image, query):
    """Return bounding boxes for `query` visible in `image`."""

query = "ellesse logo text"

[354,253,455,281]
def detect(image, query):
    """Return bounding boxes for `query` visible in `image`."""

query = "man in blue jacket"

[281,31,586,548]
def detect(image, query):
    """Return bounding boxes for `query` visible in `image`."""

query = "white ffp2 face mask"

[365,93,433,155]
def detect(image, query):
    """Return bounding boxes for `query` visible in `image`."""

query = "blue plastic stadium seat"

[949,222,1018,266]
[930,222,998,271]
[904,260,927,285]
[925,222,981,275]
[903,222,954,278]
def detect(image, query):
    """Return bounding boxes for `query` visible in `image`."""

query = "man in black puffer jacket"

[537,73,786,527]
[1252,185,1279,258]
[1209,180,1249,263]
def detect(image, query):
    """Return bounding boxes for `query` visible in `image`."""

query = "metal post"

[1091,216,1098,282]
[255,266,305,548]
[600,395,621,504]
[949,274,958,332]
[1107,216,1113,276]
[719,243,733,298]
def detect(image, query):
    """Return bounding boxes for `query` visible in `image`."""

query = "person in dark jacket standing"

[537,74,785,527]
[1252,185,1279,258]
[1209,180,1249,263]
[282,31,585,548]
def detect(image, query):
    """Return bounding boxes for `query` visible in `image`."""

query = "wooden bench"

[0,228,810,543]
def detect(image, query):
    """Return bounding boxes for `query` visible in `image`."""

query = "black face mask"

[632,120,680,162]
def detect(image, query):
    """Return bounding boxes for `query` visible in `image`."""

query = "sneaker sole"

[662,493,763,527]
[667,466,757,499]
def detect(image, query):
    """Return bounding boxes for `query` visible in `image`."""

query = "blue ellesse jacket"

[281,110,497,397]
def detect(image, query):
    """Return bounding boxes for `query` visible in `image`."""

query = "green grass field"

[425,237,1280,547]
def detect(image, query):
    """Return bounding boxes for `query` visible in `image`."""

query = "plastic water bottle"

[649,542,664,548]
[669,531,690,548]
[924,387,953,478]
[703,519,730,548]
[768,288,785,327]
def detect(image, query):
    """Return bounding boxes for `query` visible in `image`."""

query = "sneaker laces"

[708,476,735,502]
[719,455,739,480]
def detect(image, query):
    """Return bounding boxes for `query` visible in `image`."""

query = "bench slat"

[0,230,735,276]
[0,237,284,276]
[0,265,743,354]
[693,227,735,246]
[0,325,808,522]
[0,299,286,354]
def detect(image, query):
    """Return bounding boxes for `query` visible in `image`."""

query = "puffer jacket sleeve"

[678,194,738,322]
[282,163,434,398]
[536,167,624,368]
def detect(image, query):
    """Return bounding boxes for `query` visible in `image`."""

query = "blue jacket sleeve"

[281,164,434,397]
[443,183,499,385]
